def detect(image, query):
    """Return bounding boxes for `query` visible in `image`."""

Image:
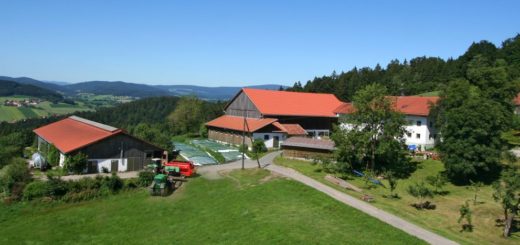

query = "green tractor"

[149,173,173,196]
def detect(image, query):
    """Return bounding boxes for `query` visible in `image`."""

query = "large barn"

[205,88,346,148]
[33,116,167,173]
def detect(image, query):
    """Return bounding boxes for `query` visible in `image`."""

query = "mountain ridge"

[0,76,286,100]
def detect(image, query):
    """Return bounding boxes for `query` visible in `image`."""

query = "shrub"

[425,173,447,194]
[23,181,49,201]
[101,167,109,173]
[407,182,435,210]
[0,158,32,198]
[458,201,473,232]
[252,139,267,153]
[239,144,249,153]
[63,153,88,174]
[103,173,124,193]
[62,189,101,203]
[124,178,139,189]
[46,176,69,198]
[138,171,155,187]
[46,145,60,167]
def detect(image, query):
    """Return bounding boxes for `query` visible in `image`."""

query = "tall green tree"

[435,79,507,182]
[168,96,205,135]
[333,84,409,173]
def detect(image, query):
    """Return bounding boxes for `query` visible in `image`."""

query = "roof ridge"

[68,116,119,132]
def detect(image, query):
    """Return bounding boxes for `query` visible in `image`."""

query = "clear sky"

[0,0,519,86]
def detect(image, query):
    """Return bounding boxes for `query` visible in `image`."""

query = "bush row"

[22,173,149,203]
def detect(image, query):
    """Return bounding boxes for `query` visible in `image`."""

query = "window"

[416,121,422,126]
[416,133,421,139]
[264,135,270,140]
[429,121,433,127]
[406,132,412,138]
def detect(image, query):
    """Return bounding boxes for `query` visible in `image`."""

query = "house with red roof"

[205,88,344,148]
[33,116,166,173]
[335,96,439,151]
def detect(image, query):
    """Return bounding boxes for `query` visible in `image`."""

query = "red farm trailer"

[163,160,196,177]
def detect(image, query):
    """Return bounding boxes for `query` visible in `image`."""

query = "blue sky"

[0,0,519,86]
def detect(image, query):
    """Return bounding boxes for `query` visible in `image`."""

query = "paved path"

[198,151,458,245]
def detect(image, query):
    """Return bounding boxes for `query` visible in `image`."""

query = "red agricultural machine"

[148,160,197,196]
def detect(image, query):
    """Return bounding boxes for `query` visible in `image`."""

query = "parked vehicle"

[164,160,196,177]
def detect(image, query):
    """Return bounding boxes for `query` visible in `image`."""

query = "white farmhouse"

[335,96,439,151]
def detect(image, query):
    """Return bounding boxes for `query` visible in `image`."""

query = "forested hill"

[287,34,520,101]
[65,81,171,97]
[0,80,64,102]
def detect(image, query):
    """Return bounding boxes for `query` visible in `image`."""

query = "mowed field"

[274,157,520,245]
[0,96,93,122]
[0,169,424,244]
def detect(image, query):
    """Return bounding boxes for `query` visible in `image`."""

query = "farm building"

[205,88,345,148]
[335,96,439,151]
[33,116,167,173]
[281,137,335,160]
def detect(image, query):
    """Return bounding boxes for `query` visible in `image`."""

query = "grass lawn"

[0,169,424,244]
[274,157,519,245]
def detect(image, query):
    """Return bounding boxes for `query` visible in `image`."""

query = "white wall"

[403,115,436,151]
[59,153,66,167]
[339,115,436,151]
[252,133,286,148]
[88,158,128,173]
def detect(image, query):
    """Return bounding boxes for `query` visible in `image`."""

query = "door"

[273,136,280,148]
[111,160,119,172]
[87,160,98,173]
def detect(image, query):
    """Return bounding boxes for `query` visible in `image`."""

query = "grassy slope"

[0,169,424,245]
[274,157,519,245]
[0,96,93,122]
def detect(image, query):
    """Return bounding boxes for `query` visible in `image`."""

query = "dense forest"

[0,80,65,103]
[287,34,520,101]
[0,96,226,167]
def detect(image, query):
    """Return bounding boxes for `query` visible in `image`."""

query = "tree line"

[287,35,520,102]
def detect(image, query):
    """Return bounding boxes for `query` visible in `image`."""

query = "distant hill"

[65,81,171,98]
[0,80,64,102]
[0,76,69,94]
[0,75,286,100]
[155,84,285,100]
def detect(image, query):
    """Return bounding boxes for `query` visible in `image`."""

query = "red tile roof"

[272,122,307,135]
[33,116,123,154]
[333,103,354,114]
[391,96,439,116]
[335,96,439,116]
[241,88,344,117]
[205,115,278,133]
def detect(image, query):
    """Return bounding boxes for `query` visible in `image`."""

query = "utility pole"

[242,109,246,170]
